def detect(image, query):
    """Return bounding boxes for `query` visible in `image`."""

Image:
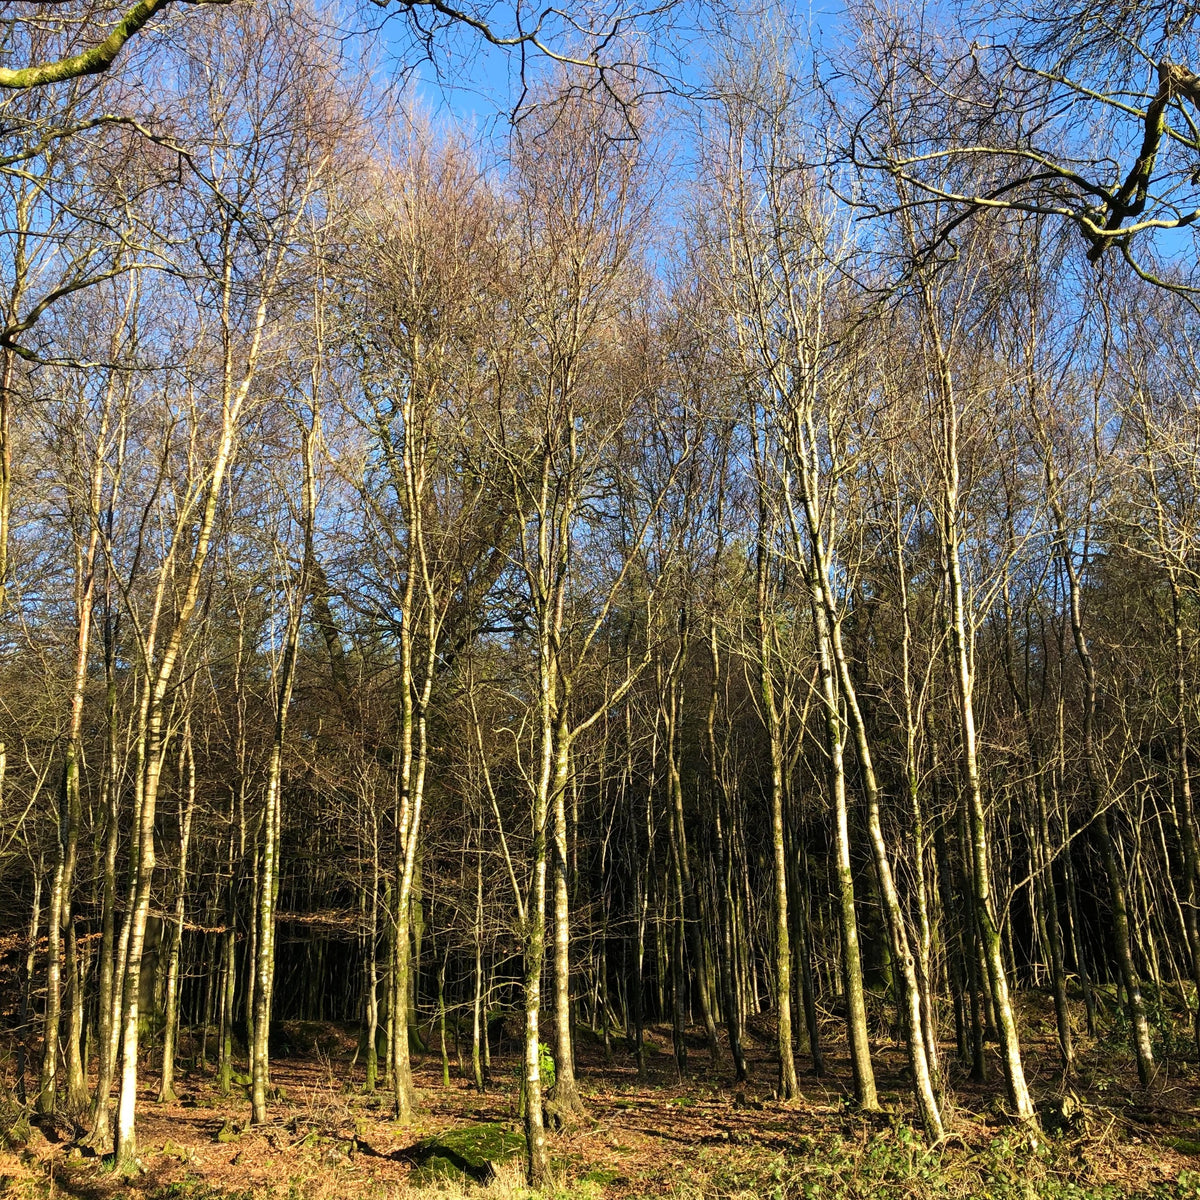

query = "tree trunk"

[756,524,799,1097]
[811,593,878,1111]
[663,657,722,1070]
[160,722,198,1103]
[551,717,584,1110]
[707,618,748,1082]
[17,863,42,1106]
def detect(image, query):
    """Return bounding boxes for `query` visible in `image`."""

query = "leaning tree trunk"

[800,457,943,1139]
[813,592,878,1111]
[113,332,254,1170]
[822,607,943,1138]
[945,533,1034,1120]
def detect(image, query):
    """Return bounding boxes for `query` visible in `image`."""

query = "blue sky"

[373,0,847,144]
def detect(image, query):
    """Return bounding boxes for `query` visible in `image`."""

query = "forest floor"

[3,997,1200,1199]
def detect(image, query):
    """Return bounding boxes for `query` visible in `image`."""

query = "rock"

[216,1118,241,1143]
[406,1123,525,1185]
[1037,1092,1087,1136]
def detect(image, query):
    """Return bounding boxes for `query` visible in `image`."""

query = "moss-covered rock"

[408,1122,524,1184]
[215,1118,242,1144]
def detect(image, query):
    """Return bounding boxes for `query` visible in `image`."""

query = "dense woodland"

[2,0,1200,1194]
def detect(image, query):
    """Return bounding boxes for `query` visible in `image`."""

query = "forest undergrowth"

[3,996,1200,1200]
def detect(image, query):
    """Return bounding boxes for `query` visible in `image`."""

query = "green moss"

[582,1166,622,1185]
[410,1122,525,1183]
[215,1118,242,1143]
[422,1122,525,1168]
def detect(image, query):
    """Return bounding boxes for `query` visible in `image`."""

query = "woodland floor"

[3,996,1200,1199]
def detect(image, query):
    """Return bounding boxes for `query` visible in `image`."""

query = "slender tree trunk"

[523,703,552,1185]
[65,920,87,1109]
[472,828,485,1092]
[217,790,240,1097]
[250,591,303,1123]
[1166,580,1200,1053]
[38,853,65,1115]
[364,812,381,1093]
[1001,592,1074,1073]
[663,654,722,1070]
[894,519,941,1098]
[84,716,121,1145]
[945,547,1032,1119]
[668,822,688,1080]
[17,863,42,1106]
[114,710,171,1169]
[937,397,1034,1122]
[811,592,878,1111]
[707,619,748,1082]
[114,276,262,1170]
[1096,808,1155,1084]
[160,722,198,1103]
[757,527,798,1098]
[551,716,584,1109]
[1054,505,1154,1087]
[803,488,942,1137]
